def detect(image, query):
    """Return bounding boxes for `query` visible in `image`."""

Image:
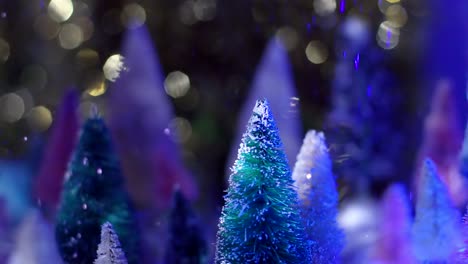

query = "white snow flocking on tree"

[94,222,128,264]
[292,130,344,263]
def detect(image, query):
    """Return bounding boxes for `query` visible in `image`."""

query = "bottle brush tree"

[55,117,140,264]
[94,222,127,264]
[412,158,461,263]
[372,184,415,264]
[165,188,207,263]
[215,99,311,263]
[292,130,344,263]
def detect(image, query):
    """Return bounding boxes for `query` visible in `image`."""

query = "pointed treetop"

[94,222,128,264]
[72,117,116,162]
[233,99,284,167]
[227,36,302,178]
[412,157,461,262]
[372,184,415,264]
[292,130,331,199]
[292,130,344,263]
[249,99,273,127]
[418,158,447,197]
[108,25,197,210]
[217,98,311,263]
[111,25,171,128]
[35,89,79,213]
[90,103,100,118]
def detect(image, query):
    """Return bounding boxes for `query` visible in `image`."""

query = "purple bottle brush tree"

[371,184,415,264]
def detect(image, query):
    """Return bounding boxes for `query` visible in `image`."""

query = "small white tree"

[292,130,344,263]
[94,222,127,264]
[8,210,63,264]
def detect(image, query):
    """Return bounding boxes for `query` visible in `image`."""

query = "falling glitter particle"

[354,53,360,70]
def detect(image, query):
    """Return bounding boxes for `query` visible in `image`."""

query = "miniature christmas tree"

[109,26,197,211]
[371,184,415,264]
[412,159,461,263]
[8,210,63,264]
[227,37,302,180]
[35,89,79,216]
[55,117,140,264]
[165,188,207,264]
[94,222,127,264]
[416,80,466,206]
[292,130,344,263]
[325,16,407,195]
[216,99,311,263]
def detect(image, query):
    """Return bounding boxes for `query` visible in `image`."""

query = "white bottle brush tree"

[94,222,128,264]
[292,130,345,263]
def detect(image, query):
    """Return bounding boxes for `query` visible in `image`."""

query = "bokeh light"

[0,93,25,123]
[34,14,61,40]
[168,117,193,143]
[305,41,329,64]
[313,0,337,16]
[76,49,100,68]
[103,54,125,82]
[0,38,10,63]
[15,89,34,113]
[385,5,407,28]
[48,0,74,23]
[58,23,84,50]
[276,27,299,51]
[87,81,107,97]
[377,21,400,50]
[27,106,53,132]
[164,71,191,98]
[74,16,94,41]
[179,1,197,25]
[193,0,217,21]
[20,65,48,92]
[121,3,147,29]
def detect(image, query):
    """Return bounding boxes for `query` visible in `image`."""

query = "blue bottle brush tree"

[165,188,207,263]
[292,130,344,263]
[215,99,311,263]
[55,117,140,264]
[412,159,461,263]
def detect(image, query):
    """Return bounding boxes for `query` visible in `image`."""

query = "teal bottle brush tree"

[215,99,311,263]
[55,116,140,264]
